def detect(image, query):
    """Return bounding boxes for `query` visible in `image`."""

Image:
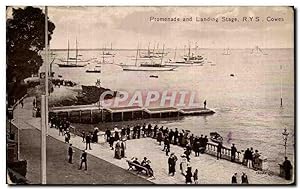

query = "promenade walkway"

[13,97,292,184]
[12,97,151,184]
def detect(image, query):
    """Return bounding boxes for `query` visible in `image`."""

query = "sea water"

[51,48,294,173]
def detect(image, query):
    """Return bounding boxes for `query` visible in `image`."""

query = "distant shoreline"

[50,48,292,51]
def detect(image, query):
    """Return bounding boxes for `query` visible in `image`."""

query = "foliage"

[6,6,55,82]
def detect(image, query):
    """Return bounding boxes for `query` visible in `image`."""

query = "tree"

[6,6,55,105]
[7,6,55,83]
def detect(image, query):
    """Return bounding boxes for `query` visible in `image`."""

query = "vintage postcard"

[6,6,295,185]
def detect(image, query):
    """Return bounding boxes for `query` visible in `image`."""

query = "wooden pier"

[49,105,215,124]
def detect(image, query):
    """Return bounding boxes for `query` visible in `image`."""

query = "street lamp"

[282,127,289,157]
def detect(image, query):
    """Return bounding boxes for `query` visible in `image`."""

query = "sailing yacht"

[100,43,116,58]
[250,46,268,55]
[57,39,89,67]
[165,44,204,66]
[121,44,176,71]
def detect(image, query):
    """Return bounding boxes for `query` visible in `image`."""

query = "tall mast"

[160,44,165,65]
[188,43,191,61]
[75,38,78,65]
[174,47,177,61]
[67,40,69,65]
[280,65,283,107]
[135,43,139,67]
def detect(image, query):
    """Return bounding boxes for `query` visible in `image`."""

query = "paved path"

[14,97,292,184]
[14,97,151,184]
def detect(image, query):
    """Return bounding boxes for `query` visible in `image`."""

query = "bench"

[126,160,150,176]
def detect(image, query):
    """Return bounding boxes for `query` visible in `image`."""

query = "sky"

[7,6,294,49]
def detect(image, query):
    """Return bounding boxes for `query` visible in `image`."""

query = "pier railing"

[68,125,267,171]
[206,142,242,163]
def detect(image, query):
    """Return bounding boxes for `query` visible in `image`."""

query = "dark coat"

[81,152,87,162]
[68,147,73,155]
[231,175,237,183]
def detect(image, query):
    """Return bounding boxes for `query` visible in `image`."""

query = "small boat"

[122,65,175,71]
[58,75,63,78]
[230,74,235,77]
[223,48,230,55]
[86,68,101,73]
[149,75,158,78]
[210,132,223,144]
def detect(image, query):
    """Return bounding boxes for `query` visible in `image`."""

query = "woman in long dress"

[121,140,126,158]
[114,140,121,159]
[180,154,188,176]
[185,166,193,184]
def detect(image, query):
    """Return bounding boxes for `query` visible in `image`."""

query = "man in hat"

[168,153,178,176]
[85,133,92,150]
[231,144,237,162]
[105,128,111,142]
[231,172,238,184]
[68,144,74,164]
[79,150,87,170]
[241,172,249,184]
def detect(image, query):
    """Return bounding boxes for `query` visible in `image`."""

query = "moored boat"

[210,132,223,144]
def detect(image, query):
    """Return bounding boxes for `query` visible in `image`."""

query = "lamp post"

[282,127,289,157]
[96,79,103,122]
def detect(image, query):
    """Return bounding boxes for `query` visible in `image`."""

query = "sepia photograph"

[6,6,295,185]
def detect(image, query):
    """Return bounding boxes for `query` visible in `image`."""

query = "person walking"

[68,144,74,164]
[253,150,260,170]
[217,142,222,160]
[109,134,115,150]
[231,144,237,162]
[65,131,71,144]
[241,172,249,184]
[168,153,177,176]
[164,138,170,156]
[193,169,199,184]
[81,131,86,142]
[244,148,252,168]
[231,172,238,184]
[79,150,87,170]
[126,126,131,140]
[180,154,188,176]
[114,140,122,159]
[185,166,193,184]
[121,140,126,158]
[174,128,179,145]
[157,130,163,145]
[85,133,92,150]
[105,128,111,142]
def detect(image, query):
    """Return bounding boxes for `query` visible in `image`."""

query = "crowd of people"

[47,117,293,183]
[242,147,262,170]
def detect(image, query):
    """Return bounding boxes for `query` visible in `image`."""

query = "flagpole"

[41,6,48,184]
[280,64,283,107]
